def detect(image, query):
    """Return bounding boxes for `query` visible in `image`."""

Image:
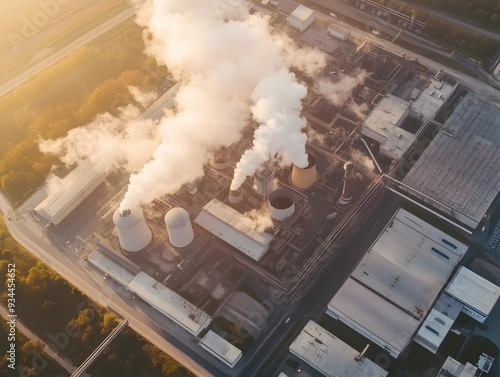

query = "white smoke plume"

[317,70,369,106]
[244,204,274,233]
[128,86,157,108]
[230,69,308,190]
[350,149,375,172]
[39,0,327,210]
[39,105,161,173]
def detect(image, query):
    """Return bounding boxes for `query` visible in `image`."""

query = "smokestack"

[290,153,317,190]
[269,188,295,221]
[113,206,152,252]
[355,344,370,361]
[228,189,244,204]
[253,168,276,198]
[211,147,229,170]
[338,161,354,206]
[164,207,194,248]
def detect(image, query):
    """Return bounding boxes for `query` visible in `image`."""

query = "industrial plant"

[20,1,500,376]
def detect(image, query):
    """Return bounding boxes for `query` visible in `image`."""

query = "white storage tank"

[113,206,152,252]
[269,189,295,221]
[165,207,194,248]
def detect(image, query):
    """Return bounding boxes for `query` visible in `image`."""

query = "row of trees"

[0,20,168,206]
[412,0,500,26]
[0,218,193,376]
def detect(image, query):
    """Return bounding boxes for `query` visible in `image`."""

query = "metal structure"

[338,161,354,206]
[253,168,276,198]
[164,207,194,248]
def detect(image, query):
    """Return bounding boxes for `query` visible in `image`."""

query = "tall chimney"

[338,161,354,206]
[290,153,317,190]
[253,168,276,198]
[228,189,244,204]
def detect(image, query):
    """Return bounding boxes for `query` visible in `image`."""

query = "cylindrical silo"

[253,168,276,197]
[269,189,295,221]
[211,147,229,170]
[228,189,244,204]
[290,153,317,190]
[338,161,354,206]
[113,206,152,252]
[164,207,194,248]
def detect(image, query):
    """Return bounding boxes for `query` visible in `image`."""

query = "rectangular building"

[327,208,466,358]
[194,199,273,261]
[289,321,388,377]
[287,5,315,31]
[199,330,242,368]
[328,24,351,41]
[403,92,500,229]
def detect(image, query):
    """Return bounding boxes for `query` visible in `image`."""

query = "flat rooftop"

[194,199,273,261]
[327,208,466,358]
[289,321,388,377]
[87,250,135,286]
[363,94,411,136]
[403,92,500,228]
[289,5,315,21]
[410,78,457,119]
[128,272,211,336]
[199,330,242,368]
[445,266,500,318]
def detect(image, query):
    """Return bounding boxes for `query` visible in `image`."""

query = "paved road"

[0,305,84,375]
[0,7,135,99]
[399,0,500,42]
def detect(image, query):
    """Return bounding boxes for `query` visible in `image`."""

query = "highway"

[0,7,135,99]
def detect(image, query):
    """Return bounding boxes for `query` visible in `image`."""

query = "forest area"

[0,19,168,206]
[0,217,194,376]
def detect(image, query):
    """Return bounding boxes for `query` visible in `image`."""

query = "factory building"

[113,206,152,252]
[361,94,415,160]
[287,5,315,32]
[164,207,194,248]
[199,330,242,368]
[195,199,274,262]
[327,208,467,358]
[410,77,458,120]
[289,321,388,377]
[128,272,211,336]
[328,23,351,41]
[35,159,109,225]
[403,92,500,229]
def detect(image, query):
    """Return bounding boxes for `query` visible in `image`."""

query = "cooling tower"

[164,207,194,248]
[290,153,317,190]
[113,206,152,252]
[338,161,354,206]
[269,189,295,221]
[211,147,229,170]
[253,168,276,197]
[228,189,244,204]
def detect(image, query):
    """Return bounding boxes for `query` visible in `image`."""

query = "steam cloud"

[40,0,346,210]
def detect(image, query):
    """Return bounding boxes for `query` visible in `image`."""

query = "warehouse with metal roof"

[35,159,109,225]
[289,320,388,377]
[194,199,274,261]
[403,92,500,229]
[327,208,466,358]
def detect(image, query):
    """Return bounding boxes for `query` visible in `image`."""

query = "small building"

[328,23,351,41]
[194,199,273,262]
[361,94,415,160]
[437,357,477,377]
[327,208,466,358]
[35,159,109,225]
[289,321,388,377]
[199,330,242,368]
[410,78,458,120]
[445,266,500,323]
[287,5,315,32]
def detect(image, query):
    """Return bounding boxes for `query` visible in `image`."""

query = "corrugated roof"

[289,321,388,377]
[403,92,500,227]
